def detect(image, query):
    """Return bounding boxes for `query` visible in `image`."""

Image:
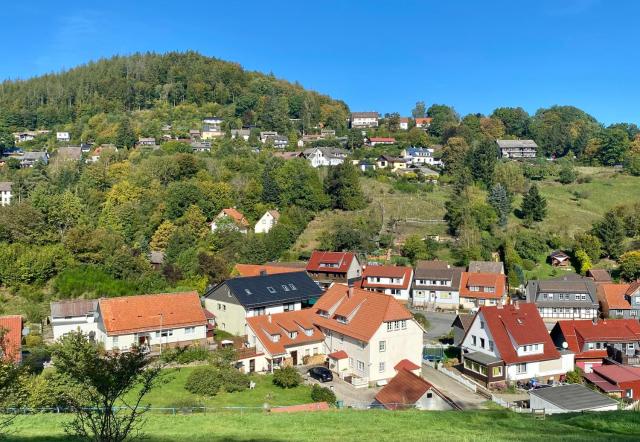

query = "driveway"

[300,367,380,408]
[413,310,456,343]
[421,364,488,410]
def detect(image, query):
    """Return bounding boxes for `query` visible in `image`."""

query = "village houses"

[526,274,599,321]
[0,182,12,206]
[305,251,362,288]
[350,112,379,128]
[210,208,250,234]
[412,260,464,309]
[254,210,280,234]
[359,264,413,302]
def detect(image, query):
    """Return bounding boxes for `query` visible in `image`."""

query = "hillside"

[0,52,349,138]
[6,409,640,441]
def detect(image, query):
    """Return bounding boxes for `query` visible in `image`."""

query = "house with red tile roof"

[597,282,640,319]
[306,251,362,288]
[459,272,507,309]
[246,284,423,384]
[550,319,640,371]
[398,117,410,130]
[360,264,413,301]
[374,368,453,410]
[461,303,574,386]
[211,208,250,234]
[368,137,396,146]
[96,292,208,351]
[0,315,23,363]
[584,364,640,400]
[415,117,432,128]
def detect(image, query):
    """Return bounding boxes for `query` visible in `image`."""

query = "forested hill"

[0,51,349,136]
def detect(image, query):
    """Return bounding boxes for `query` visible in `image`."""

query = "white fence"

[431,363,477,393]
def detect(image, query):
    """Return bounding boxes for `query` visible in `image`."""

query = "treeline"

[0,52,350,140]
[0,141,365,322]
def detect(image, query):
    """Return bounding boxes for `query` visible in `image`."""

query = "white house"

[460,303,574,386]
[0,182,12,207]
[202,117,224,139]
[350,112,379,128]
[255,210,280,234]
[56,132,70,142]
[245,283,424,385]
[402,147,442,167]
[374,368,454,410]
[360,265,413,302]
[399,118,410,130]
[95,292,207,351]
[50,299,99,341]
[303,147,348,168]
[412,260,463,310]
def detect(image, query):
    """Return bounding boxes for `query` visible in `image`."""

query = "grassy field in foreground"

[122,367,312,408]
[4,409,640,441]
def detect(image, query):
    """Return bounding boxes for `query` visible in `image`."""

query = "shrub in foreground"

[311,384,336,405]
[272,366,301,389]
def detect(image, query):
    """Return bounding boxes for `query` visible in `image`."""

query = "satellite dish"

[562,342,568,349]
[22,327,30,336]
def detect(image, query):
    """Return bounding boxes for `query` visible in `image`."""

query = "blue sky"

[3,0,639,124]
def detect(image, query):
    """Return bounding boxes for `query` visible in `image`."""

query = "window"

[222,305,226,311]
[426,392,433,398]
[271,334,280,342]
[357,360,365,372]
[349,357,354,367]
[254,307,266,316]
[472,335,477,346]
[313,347,319,355]
[217,303,222,310]
[289,331,297,339]
[304,328,313,336]
[244,289,252,295]
[267,287,276,294]
[516,363,527,374]
[318,310,329,318]
[379,341,386,352]
[480,321,485,329]
[289,284,297,290]
[283,303,295,312]
[387,322,393,331]
[480,338,485,348]
[112,336,119,347]
[492,366,503,377]
[626,389,633,399]
[305,349,310,356]
[489,341,494,352]
[155,329,173,338]
[336,315,348,324]
[185,327,195,334]
[379,362,385,373]
[281,285,290,291]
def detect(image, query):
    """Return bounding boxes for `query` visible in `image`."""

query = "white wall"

[416,389,454,411]
[461,312,501,359]
[0,190,12,206]
[97,323,206,351]
[203,299,247,336]
[51,316,97,340]
[255,212,276,234]
[369,319,423,382]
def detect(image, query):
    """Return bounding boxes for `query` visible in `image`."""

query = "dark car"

[308,366,333,382]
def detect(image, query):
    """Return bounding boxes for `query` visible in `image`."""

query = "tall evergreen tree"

[488,183,511,227]
[261,161,281,205]
[470,139,498,188]
[115,118,136,149]
[521,184,547,222]
[593,211,625,258]
[324,162,366,211]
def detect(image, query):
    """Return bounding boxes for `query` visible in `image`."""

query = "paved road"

[300,367,380,408]
[421,364,488,410]
[413,310,457,343]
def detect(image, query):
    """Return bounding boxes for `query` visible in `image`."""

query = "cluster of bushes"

[311,384,336,405]
[272,366,301,389]
[161,346,211,365]
[184,365,250,396]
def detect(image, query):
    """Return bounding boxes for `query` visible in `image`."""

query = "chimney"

[268,314,272,323]
[260,269,267,276]
[497,303,503,309]
[514,301,519,310]
[347,280,354,298]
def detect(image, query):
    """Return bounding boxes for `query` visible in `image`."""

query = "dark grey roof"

[464,351,502,365]
[496,140,538,149]
[529,384,617,411]
[413,266,463,291]
[453,314,474,331]
[50,299,98,318]
[206,271,323,309]
[468,261,504,274]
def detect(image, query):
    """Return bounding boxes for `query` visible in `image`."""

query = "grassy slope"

[123,367,312,408]
[5,410,640,441]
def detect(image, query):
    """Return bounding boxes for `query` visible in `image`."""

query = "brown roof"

[394,359,421,371]
[0,315,22,363]
[453,313,474,331]
[0,182,12,192]
[98,292,207,336]
[375,369,435,410]
[588,269,612,282]
[233,264,303,277]
[313,284,412,342]
[459,272,507,299]
[306,251,357,274]
[219,208,249,227]
[51,299,98,318]
[360,265,413,290]
[328,350,348,360]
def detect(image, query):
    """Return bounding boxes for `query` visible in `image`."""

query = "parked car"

[308,366,333,382]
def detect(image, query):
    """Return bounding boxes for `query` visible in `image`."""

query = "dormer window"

[289,284,297,290]
[304,328,313,336]
[318,310,329,318]
[336,315,348,324]
[271,334,280,342]
[289,331,297,339]
[281,285,290,291]
[245,289,252,295]
[267,287,276,294]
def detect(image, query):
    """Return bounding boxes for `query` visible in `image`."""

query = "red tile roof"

[246,310,325,357]
[0,315,22,363]
[472,304,560,364]
[459,272,507,299]
[375,369,434,410]
[593,364,640,383]
[328,350,348,360]
[99,292,207,336]
[415,117,432,125]
[271,402,330,413]
[369,137,396,143]
[360,265,413,290]
[394,359,421,371]
[306,251,357,274]
[598,283,632,310]
[220,208,249,227]
[554,319,640,360]
[234,264,303,277]
[312,284,412,342]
